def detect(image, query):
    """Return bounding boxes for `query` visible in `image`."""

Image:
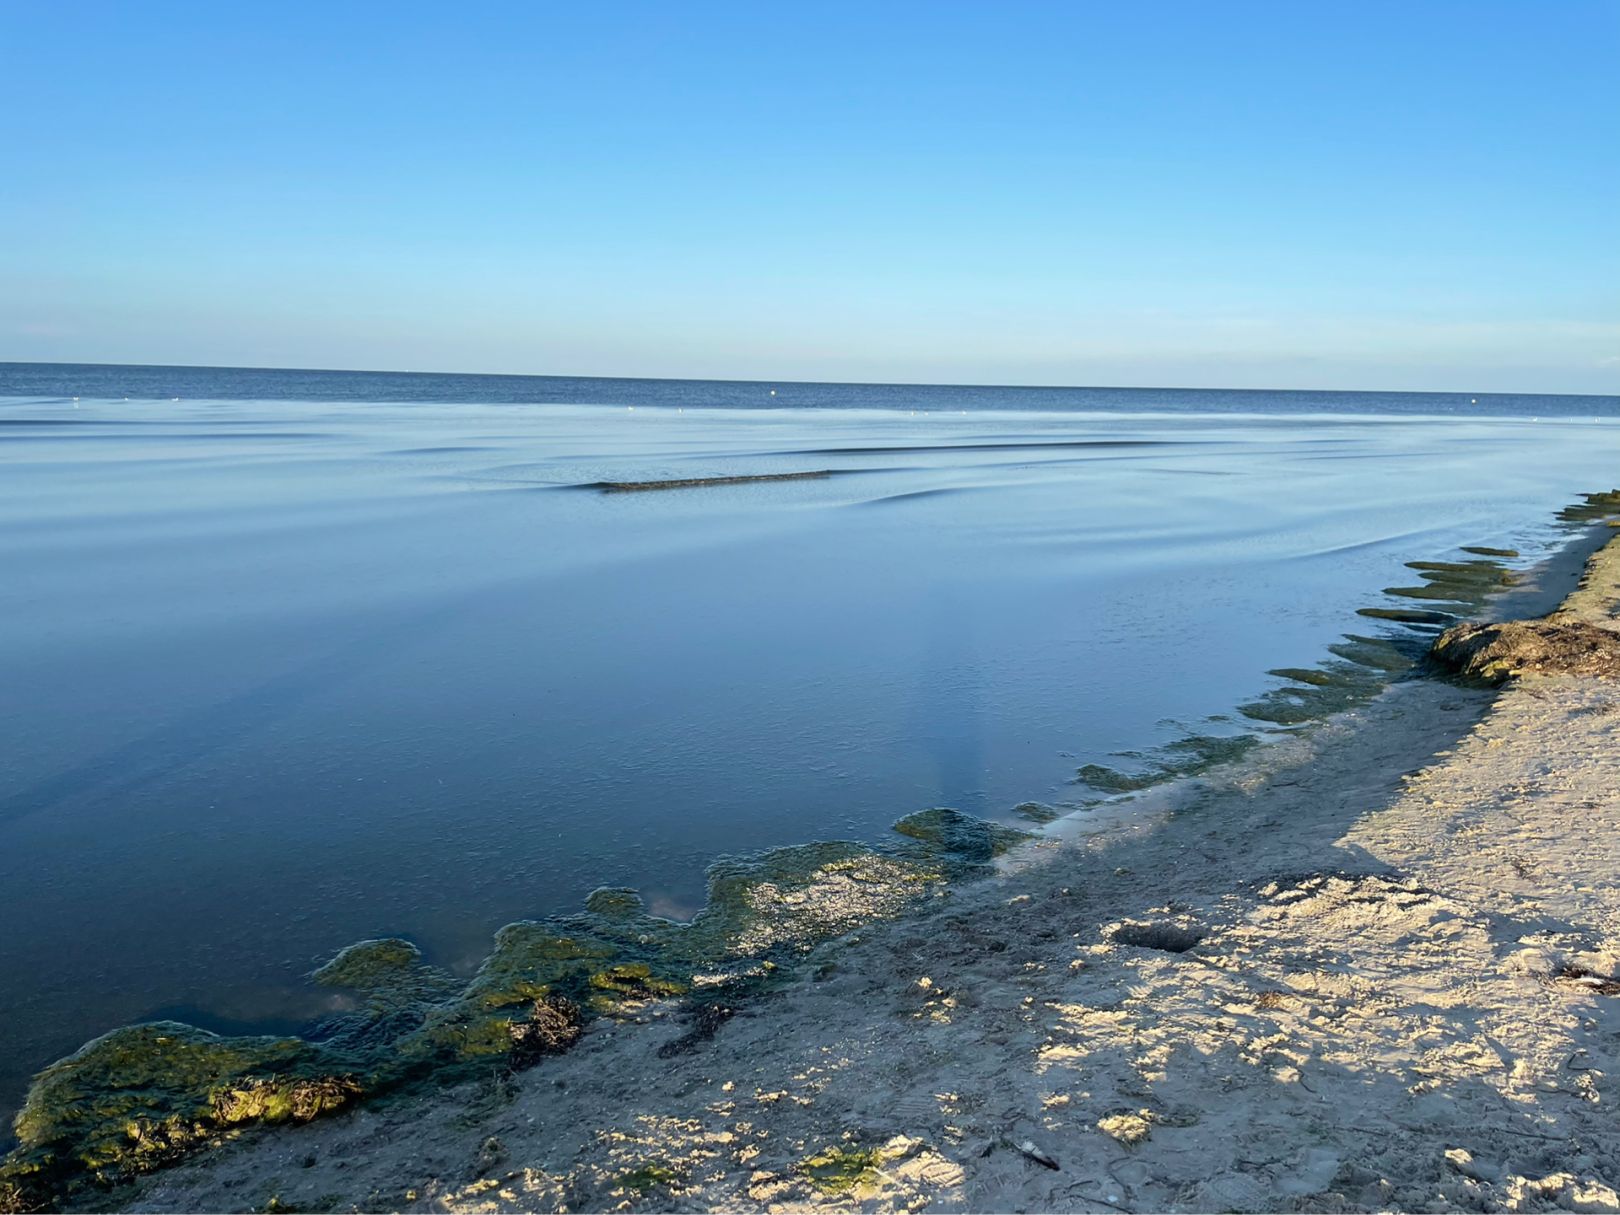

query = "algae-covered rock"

[1328,633,1422,673]
[892,807,1031,863]
[1076,763,1159,793]
[0,1022,359,1210]
[311,937,422,990]
[310,937,459,1014]
[1239,660,1385,725]
[582,886,648,919]
[1559,489,1620,523]
[1431,617,1620,683]
[1010,800,1063,824]
[1356,606,1458,626]
[1077,732,1260,792]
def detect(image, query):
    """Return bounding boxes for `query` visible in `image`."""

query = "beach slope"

[125,540,1620,1214]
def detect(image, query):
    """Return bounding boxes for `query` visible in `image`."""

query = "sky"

[1,1,1617,393]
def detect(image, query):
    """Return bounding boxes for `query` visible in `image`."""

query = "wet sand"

[113,531,1620,1213]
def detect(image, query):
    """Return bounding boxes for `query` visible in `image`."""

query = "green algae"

[1075,763,1157,793]
[1327,634,1422,673]
[1077,731,1260,795]
[0,809,1009,1209]
[892,806,1031,863]
[1235,547,1527,730]
[310,937,422,991]
[1161,733,1262,769]
[798,1144,888,1196]
[1267,667,1337,687]
[1461,545,1519,558]
[615,1160,686,1195]
[1559,489,1620,523]
[1239,658,1388,725]
[1356,605,1457,625]
[0,1023,361,1212]
[1010,800,1063,824]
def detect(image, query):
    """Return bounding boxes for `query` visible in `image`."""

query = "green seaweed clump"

[1355,605,1456,627]
[1010,800,1062,824]
[1077,731,1260,794]
[1075,763,1158,793]
[0,804,1021,1209]
[1327,633,1422,673]
[615,1160,686,1196]
[892,806,1031,864]
[1238,657,1387,725]
[1559,489,1620,523]
[0,1023,359,1212]
[798,1144,888,1197]
[1378,558,1515,616]
[311,937,422,991]
[310,937,460,1013]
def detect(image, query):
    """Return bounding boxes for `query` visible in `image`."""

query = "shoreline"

[106,527,1620,1213]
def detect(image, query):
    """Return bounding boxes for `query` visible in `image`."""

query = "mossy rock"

[1075,763,1157,793]
[311,937,421,989]
[1267,666,1337,687]
[1077,732,1259,794]
[1559,490,1620,523]
[1356,606,1457,626]
[1159,733,1260,769]
[1,1023,359,1209]
[581,887,647,919]
[892,807,1031,863]
[1328,634,1420,673]
[1010,800,1062,824]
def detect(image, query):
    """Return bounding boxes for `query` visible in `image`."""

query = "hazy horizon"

[4,357,1619,401]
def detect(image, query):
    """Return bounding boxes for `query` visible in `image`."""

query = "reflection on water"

[0,388,1618,1131]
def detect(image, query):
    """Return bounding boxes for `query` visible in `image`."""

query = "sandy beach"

[71,527,1614,1214]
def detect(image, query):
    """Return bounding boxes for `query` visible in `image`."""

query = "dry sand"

[130,537,1620,1214]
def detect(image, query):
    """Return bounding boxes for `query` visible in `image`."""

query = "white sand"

[131,538,1620,1214]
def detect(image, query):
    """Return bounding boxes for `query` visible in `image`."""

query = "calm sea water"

[2,362,1618,1131]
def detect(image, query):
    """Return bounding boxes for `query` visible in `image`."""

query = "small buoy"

[1471,398,1477,404]
[769,389,776,396]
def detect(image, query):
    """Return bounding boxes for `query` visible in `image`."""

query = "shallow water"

[2,373,1618,1131]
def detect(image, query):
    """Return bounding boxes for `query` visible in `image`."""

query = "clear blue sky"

[2,1,1616,392]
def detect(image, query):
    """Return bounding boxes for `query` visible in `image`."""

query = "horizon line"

[3,358,1618,401]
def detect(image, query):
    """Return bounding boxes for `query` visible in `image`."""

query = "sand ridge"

[130,544,1620,1214]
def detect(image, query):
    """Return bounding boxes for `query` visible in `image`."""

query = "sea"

[2,361,1618,1132]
